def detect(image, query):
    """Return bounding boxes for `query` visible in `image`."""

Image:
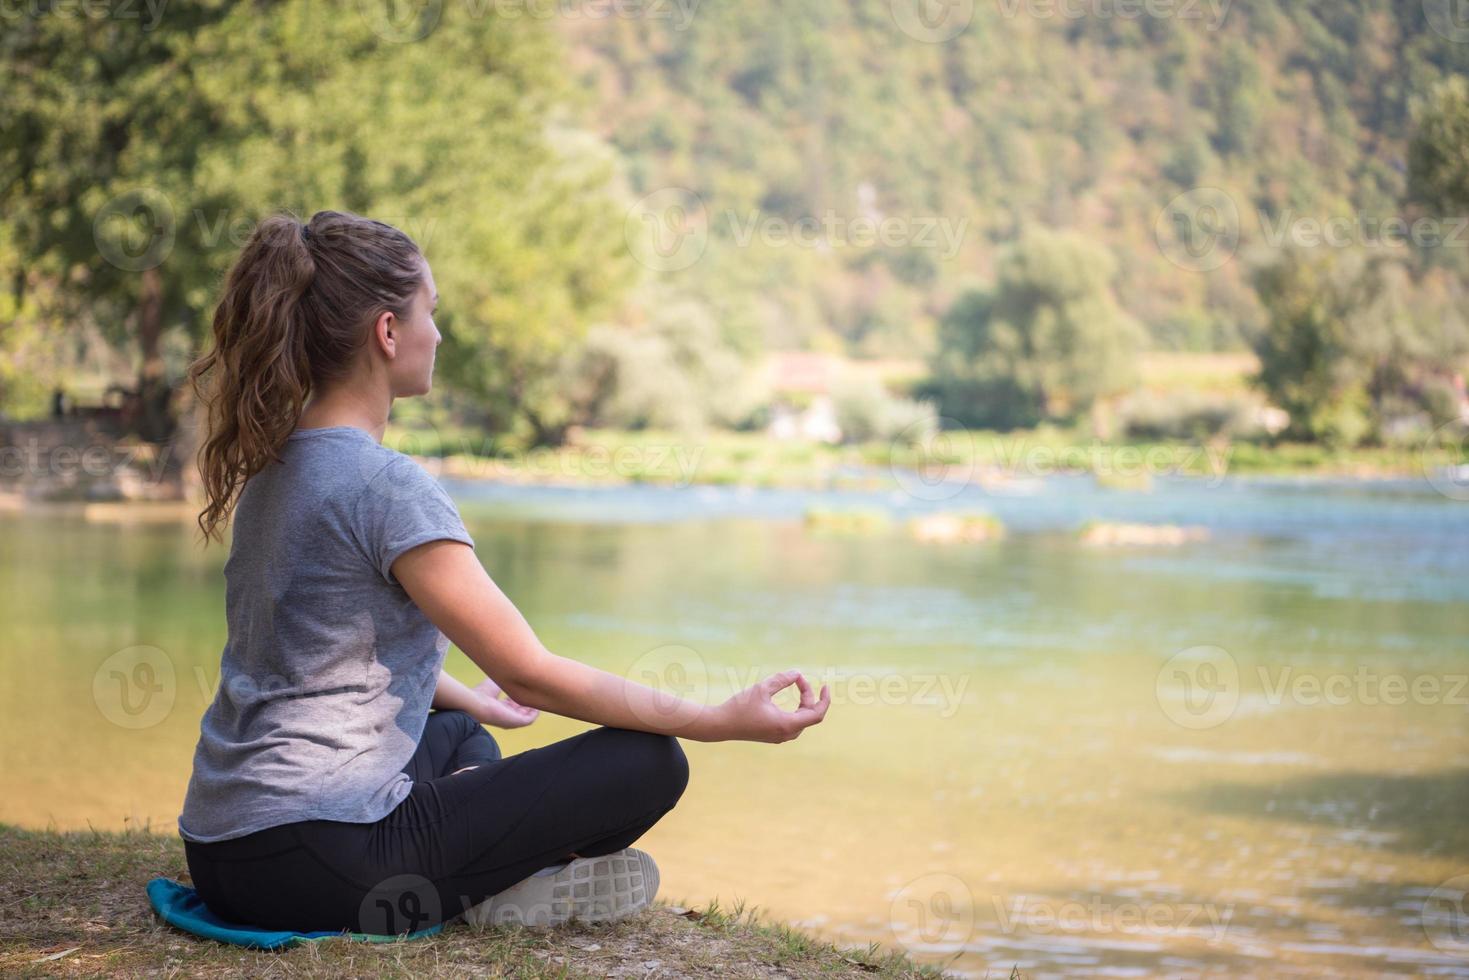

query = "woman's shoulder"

[353,443,457,516]
[286,429,437,490]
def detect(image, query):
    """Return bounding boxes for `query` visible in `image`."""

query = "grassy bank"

[385,424,1464,491]
[0,825,957,979]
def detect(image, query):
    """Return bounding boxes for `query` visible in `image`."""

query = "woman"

[178,210,831,935]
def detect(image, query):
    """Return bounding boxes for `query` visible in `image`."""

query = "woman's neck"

[297,387,391,442]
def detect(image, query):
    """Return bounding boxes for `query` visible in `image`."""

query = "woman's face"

[389,257,441,398]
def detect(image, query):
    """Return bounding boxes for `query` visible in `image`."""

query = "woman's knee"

[427,708,477,738]
[599,728,689,806]
[428,709,500,762]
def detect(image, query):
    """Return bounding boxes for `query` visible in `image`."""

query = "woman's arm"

[393,540,829,743]
[433,669,539,728]
[432,669,485,715]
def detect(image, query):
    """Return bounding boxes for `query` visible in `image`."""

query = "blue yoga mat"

[146,878,443,950]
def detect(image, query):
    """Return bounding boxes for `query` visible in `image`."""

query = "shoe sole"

[464,847,660,928]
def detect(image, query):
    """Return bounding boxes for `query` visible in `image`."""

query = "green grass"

[383,423,1464,491]
[0,824,966,979]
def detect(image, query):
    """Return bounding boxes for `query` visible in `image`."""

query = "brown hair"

[186,210,425,544]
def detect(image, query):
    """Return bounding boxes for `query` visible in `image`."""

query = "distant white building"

[763,352,843,444]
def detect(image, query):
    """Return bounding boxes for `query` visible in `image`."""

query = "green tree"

[558,292,763,432]
[1,1,631,443]
[924,230,1144,430]
[1252,247,1468,445]
[1408,78,1469,217]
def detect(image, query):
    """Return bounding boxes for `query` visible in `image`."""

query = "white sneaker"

[463,848,660,928]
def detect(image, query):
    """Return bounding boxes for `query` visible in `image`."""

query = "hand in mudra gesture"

[716,670,831,743]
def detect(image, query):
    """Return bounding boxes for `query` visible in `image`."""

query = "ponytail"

[187,211,424,544]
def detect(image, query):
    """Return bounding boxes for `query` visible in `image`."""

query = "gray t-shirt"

[178,425,475,843]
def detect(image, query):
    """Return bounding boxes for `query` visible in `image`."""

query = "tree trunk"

[135,267,174,444]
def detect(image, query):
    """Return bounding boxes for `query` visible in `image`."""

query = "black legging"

[183,711,690,933]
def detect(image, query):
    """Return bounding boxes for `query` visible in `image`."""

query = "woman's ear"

[371,309,398,358]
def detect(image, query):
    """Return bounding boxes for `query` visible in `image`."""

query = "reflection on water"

[1,475,1466,978]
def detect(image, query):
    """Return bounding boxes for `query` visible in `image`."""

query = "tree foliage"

[1251,248,1468,445]
[1409,78,1469,219]
[564,0,1469,354]
[923,230,1144,430]
[1,1,632,438]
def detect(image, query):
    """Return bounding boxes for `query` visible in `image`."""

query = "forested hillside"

[559,1,1469,356]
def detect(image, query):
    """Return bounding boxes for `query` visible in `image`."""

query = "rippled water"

[2,473,1466,977]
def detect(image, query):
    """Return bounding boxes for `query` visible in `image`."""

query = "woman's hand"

[712,670,830,743]
[468,677,539,729]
